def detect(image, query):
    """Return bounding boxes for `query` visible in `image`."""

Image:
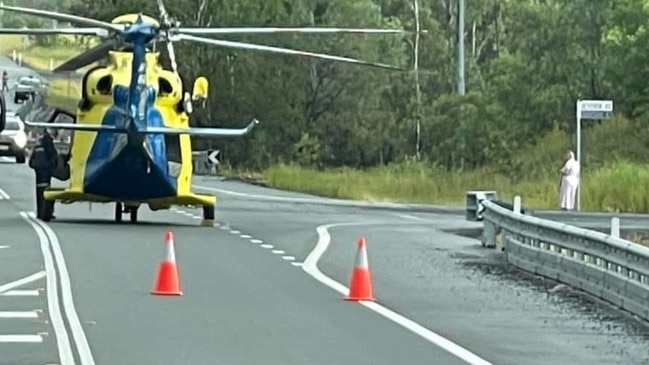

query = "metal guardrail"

[480,197,649,322]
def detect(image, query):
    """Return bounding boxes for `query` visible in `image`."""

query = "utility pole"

[457,0,465,95]
[413,0,422,159]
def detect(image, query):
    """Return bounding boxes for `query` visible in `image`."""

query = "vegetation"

[7,0,649,212]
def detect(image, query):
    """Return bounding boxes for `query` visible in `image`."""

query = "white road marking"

[0,335,43,343]
[0,271,46,294]
[393,212,425,221]
[240,234,251,239]
[194,184,410,209]
[230,230,241,234]
[291,262,303,267]
[0,244,9,249]
[250,239,263,244]
[304,223,495,365]
[0,311,39,318]
[34,214,96,365]
[282,256,296,261]
[271,250,285,254]
[260,244,273,249]
[1,289,40,296]
[0,188,9,200]
[21,212,76,365]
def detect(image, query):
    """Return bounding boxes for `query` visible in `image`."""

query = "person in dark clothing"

[29,128,58,219]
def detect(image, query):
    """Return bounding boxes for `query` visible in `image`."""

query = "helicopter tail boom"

[23,119,259,137]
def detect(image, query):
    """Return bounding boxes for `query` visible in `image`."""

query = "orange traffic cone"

[152,231,183,296]
[345,237,375,301]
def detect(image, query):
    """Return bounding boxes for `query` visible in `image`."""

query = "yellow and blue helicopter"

[0,1,417,224]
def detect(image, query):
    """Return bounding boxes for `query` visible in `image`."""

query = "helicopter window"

[158,77,173,96]
[96,75,113,95]
[164,134,181,163]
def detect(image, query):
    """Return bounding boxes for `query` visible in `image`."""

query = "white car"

[0,114,27,163]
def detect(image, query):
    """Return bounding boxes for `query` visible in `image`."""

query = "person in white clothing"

[559,150,580,210]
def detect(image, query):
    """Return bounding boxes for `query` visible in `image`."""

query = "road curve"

[1,161,649,364]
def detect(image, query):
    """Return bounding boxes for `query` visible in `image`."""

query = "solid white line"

[194,184,408,209]
[0,188,10,200]
[31,214,96,365]
[303,223,495,365]
[21,212,76,365]
[1,289,40,296]
[393,212,425,221]
[0,271,46,294]
[0,311,39,318]
[0,335,43,343]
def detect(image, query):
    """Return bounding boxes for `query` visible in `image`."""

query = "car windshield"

[18,77,40,87]
[5,120,20,130]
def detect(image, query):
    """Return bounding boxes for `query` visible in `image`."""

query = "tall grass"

[260,161,649,212]
[250,117,649,213]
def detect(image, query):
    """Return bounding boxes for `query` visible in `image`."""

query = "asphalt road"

[1,161,649,364]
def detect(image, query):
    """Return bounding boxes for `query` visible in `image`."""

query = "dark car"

[0,115,27,163]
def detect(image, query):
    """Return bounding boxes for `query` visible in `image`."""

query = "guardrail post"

[610,217,620,238]
[481,220,497,248]
[513,195,521,214]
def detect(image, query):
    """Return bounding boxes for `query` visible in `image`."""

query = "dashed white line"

[0,188,10,200]
[0,335,43,343]
[291,262,303,267]
[260,244,273,249]
[304,223,495,365]
[271,249,285,254]
[0,311,39,318]
[0,245,9,249]
[282,256,296,261]
[250,239,263,244]
[230,230,241,234]
[240,234,251,239]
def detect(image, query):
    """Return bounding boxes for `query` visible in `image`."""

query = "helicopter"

[0,1,421,224]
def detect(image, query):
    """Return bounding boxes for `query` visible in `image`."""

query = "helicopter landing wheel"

[129,206,139,223]
[115,202,123,222]
[201,205,214,227]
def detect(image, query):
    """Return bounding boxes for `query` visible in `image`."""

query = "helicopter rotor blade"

[0,27,109,36]
[155,0,179,73]
[54,38,119,72]
[176,34,408,71]
[0,5,123,32]
[178,27,425,35]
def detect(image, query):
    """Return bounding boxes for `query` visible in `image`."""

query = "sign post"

[575,99,613,211]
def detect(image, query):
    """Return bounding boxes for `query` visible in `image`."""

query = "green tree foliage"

[57,0,649,174]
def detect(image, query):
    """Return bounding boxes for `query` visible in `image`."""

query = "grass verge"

[223,161,649,213]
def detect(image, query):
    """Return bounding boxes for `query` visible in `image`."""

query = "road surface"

[1,161,649,364]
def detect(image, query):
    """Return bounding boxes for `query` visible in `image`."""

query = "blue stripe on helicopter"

[83,85,177,200]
